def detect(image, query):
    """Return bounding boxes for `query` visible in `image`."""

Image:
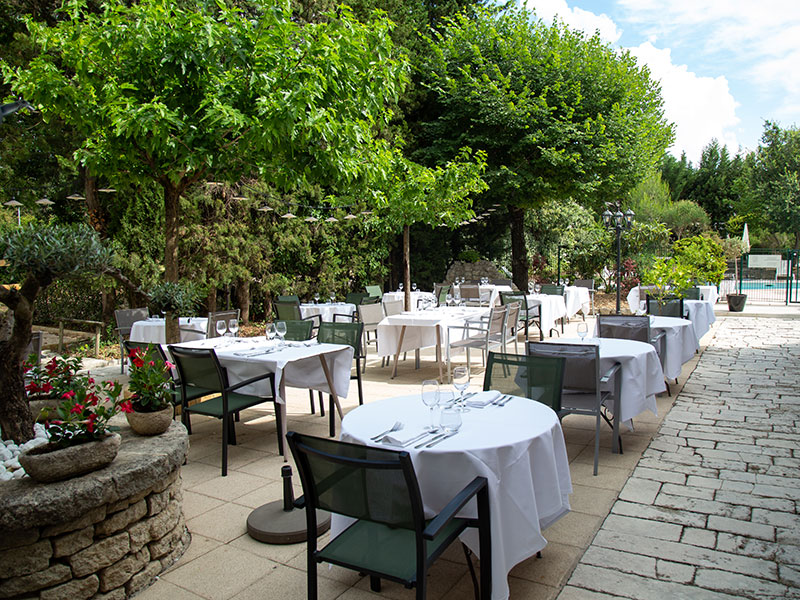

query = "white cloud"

[526,0,622,43]
[628,43,740,163]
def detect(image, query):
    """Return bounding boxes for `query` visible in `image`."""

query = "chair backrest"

[487,305,508,335]
[123,340,175,384]
[491,278,513,286]
[357,302,384,327]
[646,296,684,318]
[434,283,450,305]
[360,295,380,305]
[168,346,226,394]
[383,299,404,316]
[278,295,300,303]
[365,285,383,298]
[25,331,43,366]
[114,307,149,335]
[318,321,364,359]
[345,292,369,306]
[460,284,480,300]
[278,319,314,341]
[527,341,599,395]
[683,287,701,300]
[274,300,302,322]
[539,284,565,296]
[597,314,650,343]
[573,279,595,291]
[287,432,423,530]
[484,351,565,411]
[207,309,240,338]
[504,302,521,334]
[500,291,532,320]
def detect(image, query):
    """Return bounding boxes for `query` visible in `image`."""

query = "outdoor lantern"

[280,212,296,219]
[602,206,635,314]
[4,200,22,226]
[602,209,612,227]
[36,198,54,206]
[257,205,273,212]
[66,193,85,200]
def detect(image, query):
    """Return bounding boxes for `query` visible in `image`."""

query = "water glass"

[215,320,228,337]
[329,292,335,304]
[266,322,276,342]
[534,283,542,294]
[275,321,287,346]
[439,406,462,435]
[421,379,440,432]
[228,319,239,337]
[412,282,418,292]
[399,282,404,292]
[452,366,470,412]
[314,293,320,304]
[577,322,588,340]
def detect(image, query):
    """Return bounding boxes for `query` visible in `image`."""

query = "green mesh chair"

[278,294,300,303]
[345,292,370,306]
[646,295,684,318]
[683,287,702,300]
[168,346,279,475]
[365,284,383,298]
[287,432,491,600]
[114,307,149,373]
[317,321,364,436]
[277,319,314,342]
[275,301,321,335]
[435,284,451,306]
[527,341,622,475]
[538,285,566,333]
[483,351,565,412]
[500,291,542,341]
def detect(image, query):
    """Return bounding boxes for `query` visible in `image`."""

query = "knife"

[425,431,458,448]
[415,432,447,448]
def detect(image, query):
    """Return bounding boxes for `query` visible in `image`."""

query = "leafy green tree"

[5,0,408,341]
[626,172,710,239]
[411,7,674,290]
[0,224,112,443]
[748,121,800,247]
[672,235,726,285]
[660,152,694,202]
[683,140,744,227]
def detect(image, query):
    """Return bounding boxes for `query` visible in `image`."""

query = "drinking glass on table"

[577,322,588,340]
[421,380,441,432]
[412,282,417,292]
[329,292,336,304]
[399,282,404,292]
[314,293,320,304]
[216,320,228,337]
[228,319,239,337]
[275,321,287,347]
[266,322,276,343]
[452,366,470,412]
[439,406,462,435]
[534,283,542,294]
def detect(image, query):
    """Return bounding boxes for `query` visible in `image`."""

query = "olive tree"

[0,224,112,443]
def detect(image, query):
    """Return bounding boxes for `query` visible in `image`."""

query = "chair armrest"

[227,371,276,394]
[423,476,487,540]
[333,313,356,323]
[600,361,621,384]
[650,331,666,345]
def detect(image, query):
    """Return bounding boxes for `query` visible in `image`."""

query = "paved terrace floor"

[80,302,800,600]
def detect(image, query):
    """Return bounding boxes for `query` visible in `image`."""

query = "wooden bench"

[57,318,104,357]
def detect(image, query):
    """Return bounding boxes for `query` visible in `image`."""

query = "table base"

[247,502,330,544]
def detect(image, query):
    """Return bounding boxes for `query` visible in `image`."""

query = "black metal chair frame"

[287,432,492,600]
[645,295,685,319]
[114,307,149,373]
[483,351,565,413]
[539,284,566,334]
[500,292,543,341]
[168,345,279,475]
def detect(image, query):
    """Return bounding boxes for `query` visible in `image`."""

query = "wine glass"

[577,322,588,340]
[228,319,239,338]
[412,282,417,292]
[329,292,335,304]
[215,319,228,338]
[275,321,287,347]
[445,293,453,306]
[439,406,462,436]
[314,293,320,304]
[421,380,441,432]
[452,366,470,412]
[534,283,542,294]
[266,322,276,343]
[399,282,404,292]
[528,282,534,294]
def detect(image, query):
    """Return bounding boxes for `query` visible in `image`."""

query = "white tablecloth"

[564,286,591,318]
[627,286,718,313]
[697,285,719,304]
[526,294,568,335]
[649,316,699,380]
[683,300,716,340]
[172,336,354,403]
[554,338,666,423]
[130,317,207,344]
[382,291,436,309]
[299,302,356,323]
[376,307,490,357]
[479,284,513,306]
[337,394,572,600]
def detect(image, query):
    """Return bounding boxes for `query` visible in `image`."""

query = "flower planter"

[27,396,61,422]
[18,433,121,482]
[126,404,174,435]
[727,293,747,312]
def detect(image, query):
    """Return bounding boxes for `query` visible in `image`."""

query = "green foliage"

[0,223,112,285]
[32,277,103,325]
[660,152,694,202]
[620,220,671,273]
[457,249,481,263]
[626,172,710,238]
[641,257,693,304]
[148,281,198,316]
[683,139,744,226]
[126,346,173,412]
[671,235,726,285]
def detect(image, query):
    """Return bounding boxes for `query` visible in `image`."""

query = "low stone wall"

[445,260,510,285]
[0,423,189,600]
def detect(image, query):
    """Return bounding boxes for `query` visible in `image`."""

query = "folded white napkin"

[466,390,501,407]
[381,429,428,447]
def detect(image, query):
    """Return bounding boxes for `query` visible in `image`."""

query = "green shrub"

[672,235,726,285]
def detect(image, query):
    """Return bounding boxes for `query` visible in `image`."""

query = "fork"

[371,421,403,441]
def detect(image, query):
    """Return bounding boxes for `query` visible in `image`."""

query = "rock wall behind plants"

[0,423,189,599]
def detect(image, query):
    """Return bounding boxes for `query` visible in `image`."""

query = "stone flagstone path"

[559,316,800,599]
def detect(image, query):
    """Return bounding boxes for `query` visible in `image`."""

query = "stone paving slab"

[558,315,800,600]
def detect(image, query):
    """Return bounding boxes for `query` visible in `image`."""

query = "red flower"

[26,382,40,393]
[148,360,155,367]
[62,390,76,400]
[70,403,85,414]
[41,382,53,393]
[132,357,145,368]
[165,361,175,369]
[88,377,95,384]
[120,400,133,414]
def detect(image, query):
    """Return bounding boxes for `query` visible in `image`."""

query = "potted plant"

[24,356,88,422]
[125,346,176,435]
[641,257,692,313]
[721,237,748,312]
[18,378,128,482]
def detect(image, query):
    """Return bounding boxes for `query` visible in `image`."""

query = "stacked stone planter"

[0,423,189,600]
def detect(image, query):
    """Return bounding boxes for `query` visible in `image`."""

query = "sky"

[524,0,800,165]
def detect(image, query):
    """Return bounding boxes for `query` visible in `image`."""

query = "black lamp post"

[602,208,634,314]
[557,244,567,284]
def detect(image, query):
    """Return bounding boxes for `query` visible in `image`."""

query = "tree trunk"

[82,168,107,237]
[237,278,250,323]
[403,224,411,311]
[207,289,217,314]
[510,206,529,292]
[163,183,181,343]
[0,274,41,443]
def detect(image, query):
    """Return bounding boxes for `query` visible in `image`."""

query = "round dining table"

[649,316,699,380]
[337,394,572,600]
[299,302,356,323]
[129,317,207,344]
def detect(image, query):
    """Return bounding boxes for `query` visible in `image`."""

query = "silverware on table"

[415,432,447,448]
[498,395,513,406]
[425,431,458,448]
[371,421,403,441]
[396,431,435,447]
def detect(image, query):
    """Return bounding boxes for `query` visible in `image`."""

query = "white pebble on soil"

[0,422,49,482]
